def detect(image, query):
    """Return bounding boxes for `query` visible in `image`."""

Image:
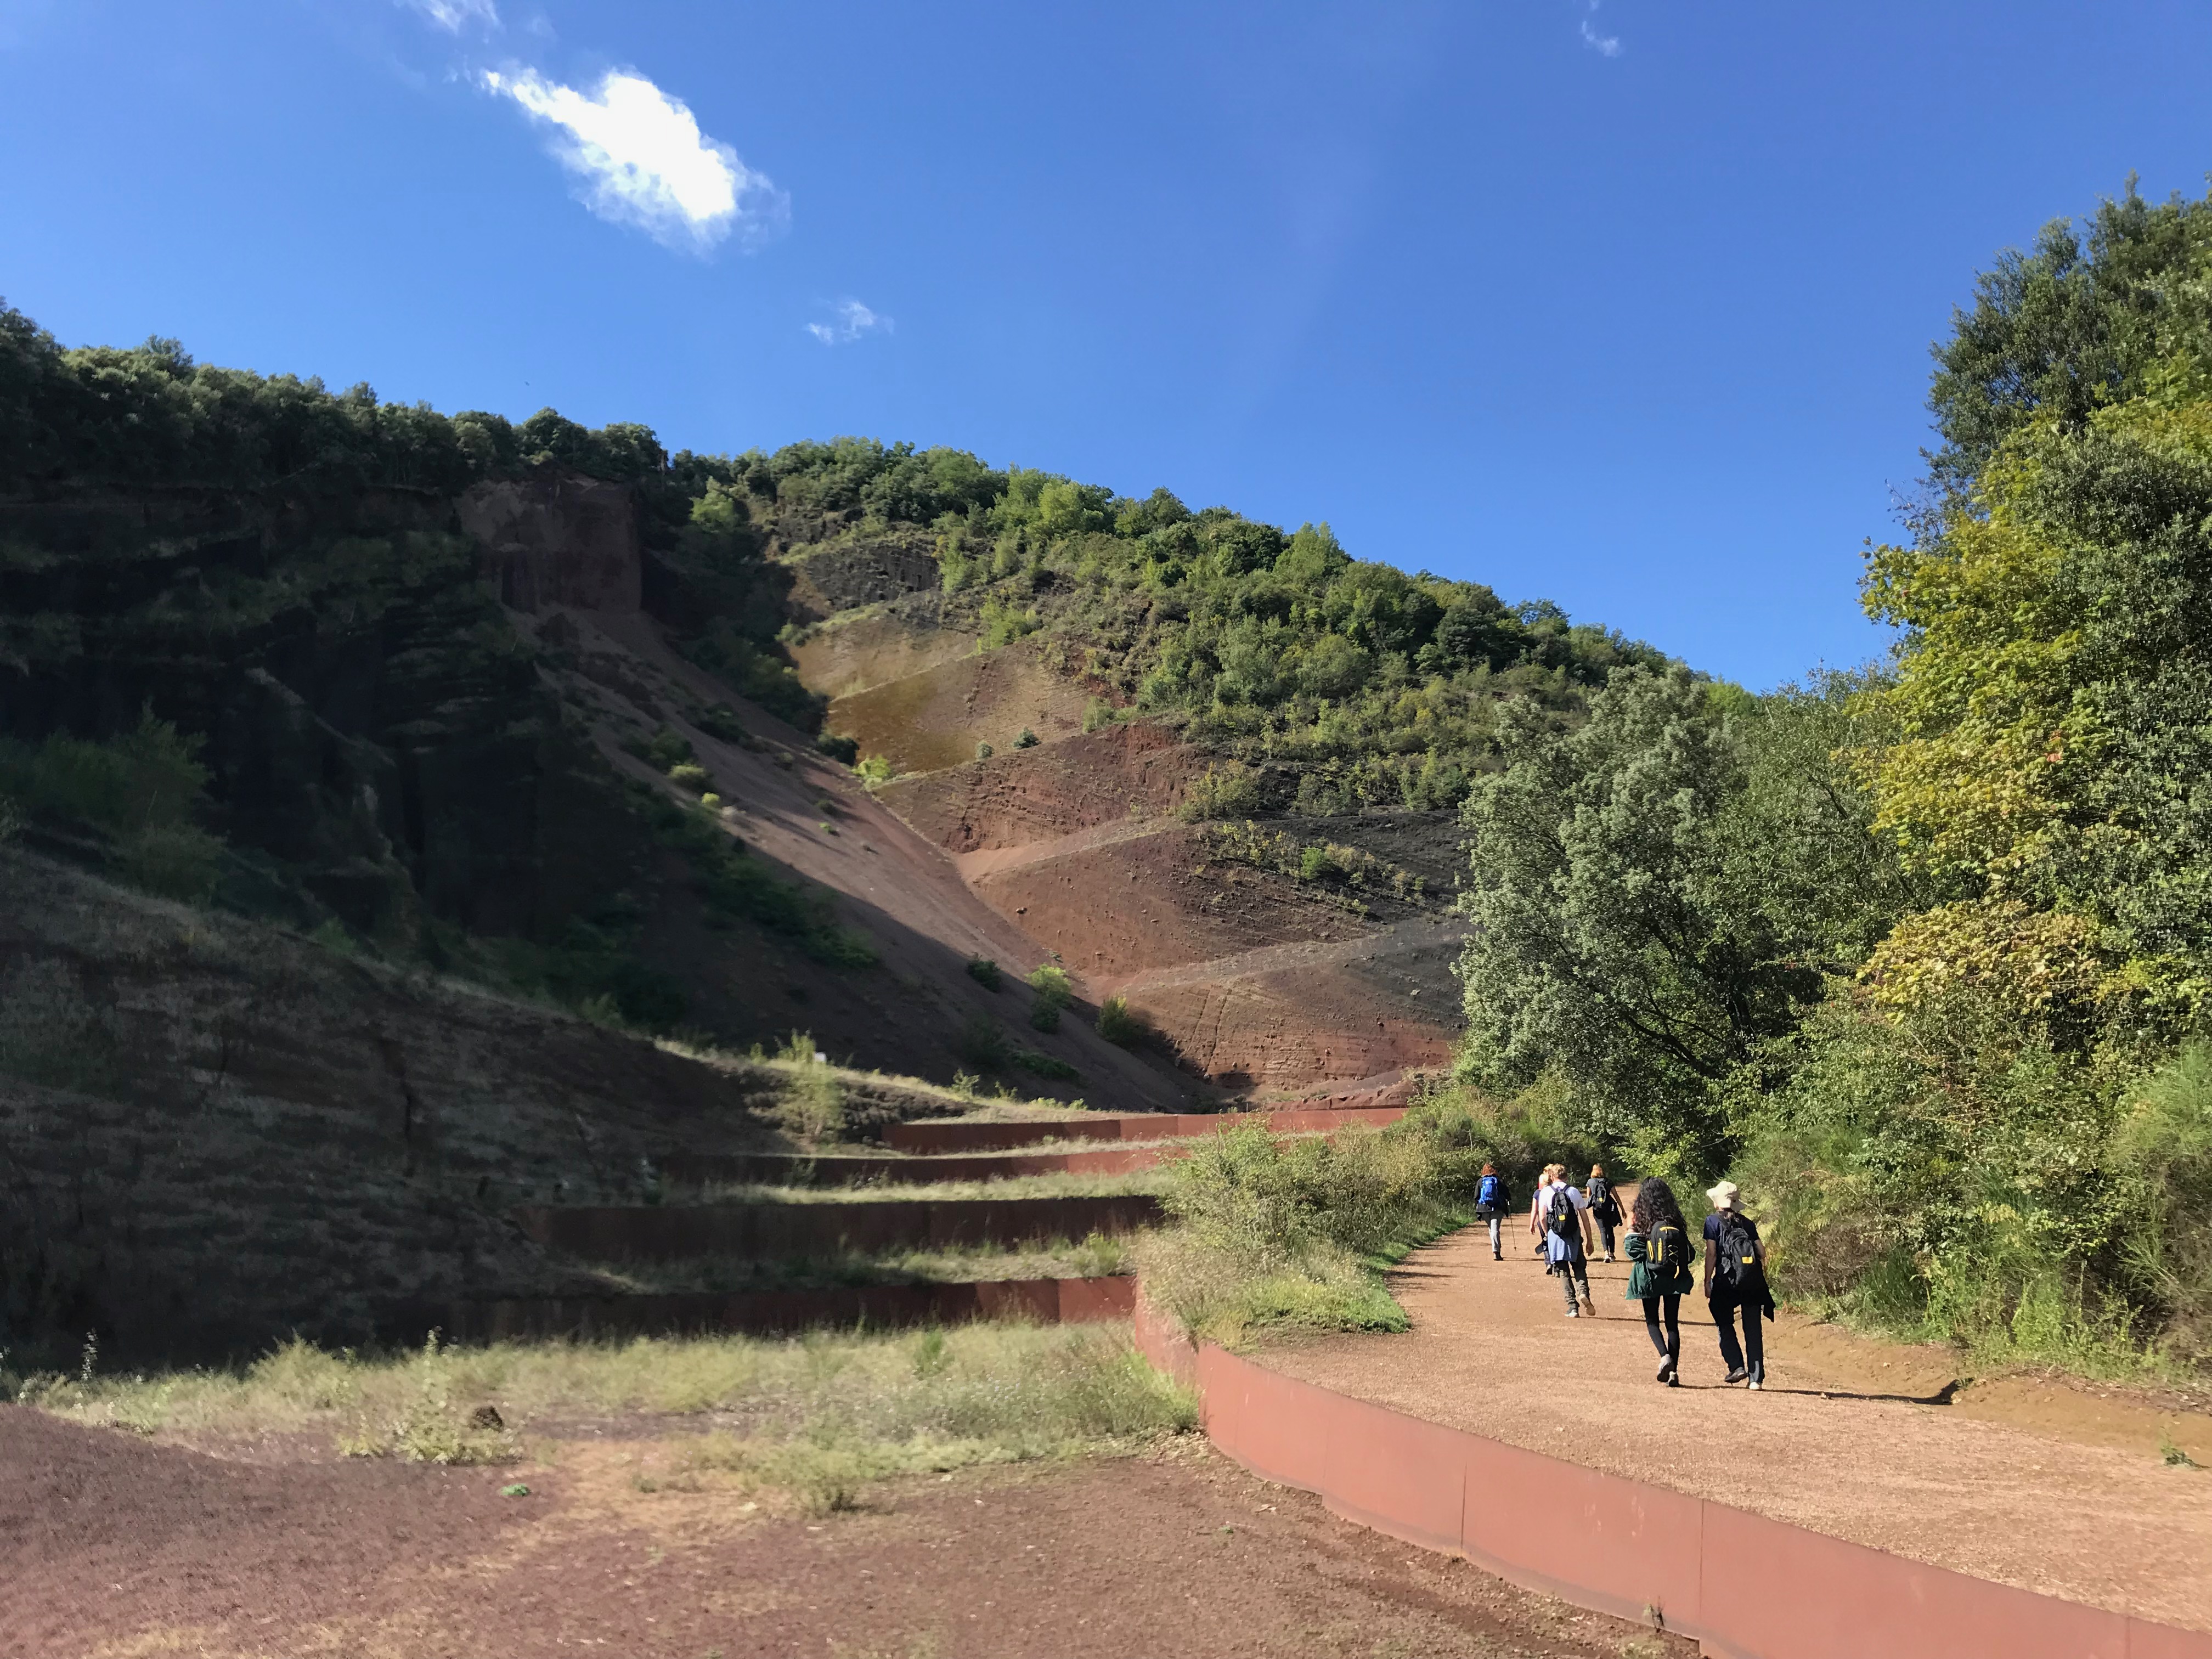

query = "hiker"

[1542,1169,1598,1318]
[1624,1176,1694,1385]
[1527,1163,1562,1257]
[1474,1162,1513,1260]
[1703,1180,1775,1389]
[1586,1163,1621,1262]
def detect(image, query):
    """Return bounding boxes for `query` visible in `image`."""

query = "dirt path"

[1261,1226,2212,1633]
[1,1405,1696,1659]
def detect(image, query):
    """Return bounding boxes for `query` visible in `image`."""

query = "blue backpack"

[1478,1173,1502,1210]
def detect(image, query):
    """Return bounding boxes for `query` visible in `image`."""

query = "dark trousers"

[1595,1215,1617,1256]
[1641,1293,1680,1368]
[1710,1290,1765,1381]
[1555,1254,1590,1308]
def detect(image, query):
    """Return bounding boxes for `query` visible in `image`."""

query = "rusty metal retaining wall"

[662,1144,1174,1187]
[1133,1296,2212,1659]
[433,1275,1135,1342]
[885,1105,1406,1155]
[514,1193,1163,1260]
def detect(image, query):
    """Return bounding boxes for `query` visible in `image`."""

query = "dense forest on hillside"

[1455,183,2212,1373]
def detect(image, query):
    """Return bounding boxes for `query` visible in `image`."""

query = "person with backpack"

[1585,1163,1622,1262]
[1624,1176,1695,1384]
[1703,1180,1775,1389]
[1473,1162,1513,1260]
[1543,1171,1598,1317]
[1528,1163,1564,1258]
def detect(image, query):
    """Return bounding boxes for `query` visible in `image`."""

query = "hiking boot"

[1723,1365,1749,1385]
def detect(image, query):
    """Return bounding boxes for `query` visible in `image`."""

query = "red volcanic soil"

[2,1408,1694,1659]
[880,718,1213,853]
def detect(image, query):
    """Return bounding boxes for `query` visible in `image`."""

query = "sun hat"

[1706,1180,1741,1210]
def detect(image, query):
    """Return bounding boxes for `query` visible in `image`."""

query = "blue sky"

[4,1,2208,687]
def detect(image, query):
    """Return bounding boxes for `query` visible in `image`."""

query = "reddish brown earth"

[788,608,979,701]
[1,1408,1695,1659]
[826,637,1101,776]
[1262,1225,2212,1633]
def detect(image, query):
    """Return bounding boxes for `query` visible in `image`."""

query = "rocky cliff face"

[459,470,642,614]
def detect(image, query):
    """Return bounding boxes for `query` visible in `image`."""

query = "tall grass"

[20,1323,1195,1508]
[1136,1109,1487,1348]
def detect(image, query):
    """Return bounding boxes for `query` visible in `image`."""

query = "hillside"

[1,307,1664,1110]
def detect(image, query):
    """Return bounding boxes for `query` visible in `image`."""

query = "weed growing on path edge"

[27,1324,1197,1505]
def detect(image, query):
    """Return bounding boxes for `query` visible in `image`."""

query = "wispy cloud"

[1578,1,1622,57]
[399,0,499,33]
[805,300,892,346]
[481,67,788,253]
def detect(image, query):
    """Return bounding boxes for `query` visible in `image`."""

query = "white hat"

[1706,1180,1741,1210]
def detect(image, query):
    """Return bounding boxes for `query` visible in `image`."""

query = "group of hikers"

[1471,1160,1775,1389]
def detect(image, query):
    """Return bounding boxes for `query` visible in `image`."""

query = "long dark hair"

[1631,1176,1687,1236]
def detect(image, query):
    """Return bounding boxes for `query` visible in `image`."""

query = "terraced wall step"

[884,1105,1406,1155]
[432,1275,1134,1341]
[661,1146,1170,1186]
[515,1193,1163,1259]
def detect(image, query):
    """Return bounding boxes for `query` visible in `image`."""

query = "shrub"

[667,763,713,794]
[1012,727,1041,749]
[966,956,1003,990]
[1011,1048,1081,1082]
[0,709,225,901]
[770,1032,844,1146]
[1097,996,1147,1047]
[854,754,895,787]
[815,732,860,764]
[975,741,995,761]
[956,1014,1010,1071]
[1138,1114,1486,1347]
[1081,698,1117,733]
[1026,963,1073,1032]
[1176,764,1260,822]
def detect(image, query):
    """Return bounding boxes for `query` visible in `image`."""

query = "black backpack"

[1647,1219,1686,1276]
[1546,1186,1580,1240]
[1713,1211,1760,1291]
[1587,1176,1617,1221]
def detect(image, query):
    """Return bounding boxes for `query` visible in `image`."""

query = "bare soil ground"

[1,1406,1696,1659]
[1262,1226,2212,1633]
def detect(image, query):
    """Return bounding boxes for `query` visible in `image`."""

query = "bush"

[0,709,224,901]
[1026,963,1073,1033]
[966,956,1003,990]
[1013,727,1041,750]
[1096,995,1147,1047]
[769,1032,844,1146]
[1011,1048,1080,1083]
[956,1014,1010,1072]
[1176,764,1260,822]
[1138,1114,1485,1347]
[2115,1046,2212,1365]
[667,763,712,794]
[1082,698,1117,733]
[975,741,994,761]
[815,732,859,765]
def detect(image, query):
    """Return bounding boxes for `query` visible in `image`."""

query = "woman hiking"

[1527,1163,1562,1258]
[1703,1180,1775,1389]
[1473,1162,1513,1260]
[1586,1163,1622,1262]
[1541,1167,1598,1318]
[1624,1176,1694,1385]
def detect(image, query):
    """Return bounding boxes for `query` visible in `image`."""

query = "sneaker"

[1579,1297,1597,1318]
[1602,1252,1616,1263]
[1667,1371,1681,1388]
[1565,1305,1580,1318]
[1723,1365,1749,1385]
[1655,1359,1673,1384]
[1747,1379,1762,1391]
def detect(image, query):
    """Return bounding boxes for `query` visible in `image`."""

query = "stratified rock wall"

[459,470,642,613]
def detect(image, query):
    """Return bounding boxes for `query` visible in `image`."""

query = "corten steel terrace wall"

[885,1106,1406,1155]
[661,1144,1175,1187]
[1133,1297,2212,1659]
[430,1275,1134,1342]
[513,1194,1163,1260]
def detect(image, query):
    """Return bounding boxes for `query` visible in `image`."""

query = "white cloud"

[400,0,499,33]
[1578,1,1621,57]
[482,67,788,253]
[805,300,892,346]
